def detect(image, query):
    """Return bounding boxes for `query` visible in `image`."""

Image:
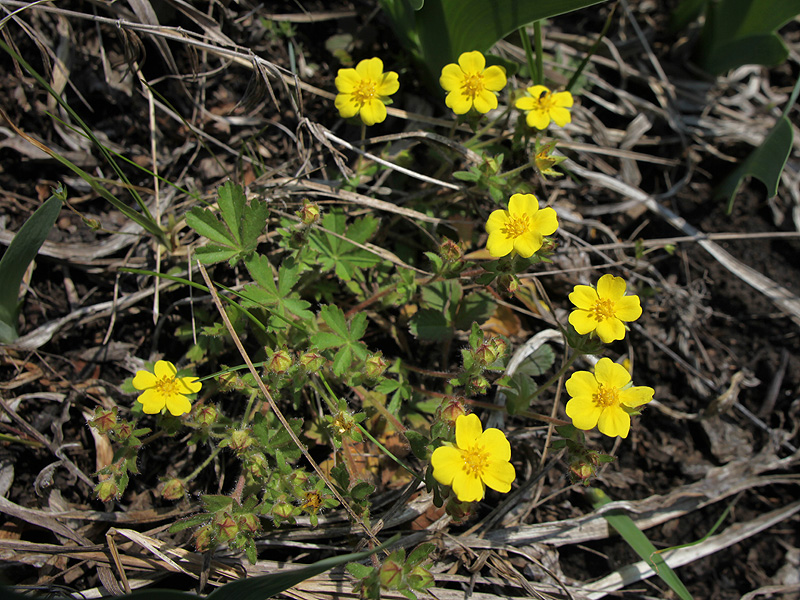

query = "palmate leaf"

[311,305,369,376]
[307,210,381,281]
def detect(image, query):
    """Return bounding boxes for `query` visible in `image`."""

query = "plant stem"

[520,26,537,84]
[182,444,222,484]
[566,1,618,92]
[534,21,544,86]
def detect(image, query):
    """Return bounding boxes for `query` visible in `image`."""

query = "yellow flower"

[485,193,558,258]
[515,85,573,130]
[334,57,399,126]
[568,274,642,343]
[132,360,201,416]
[431,413,516,502]
[565,357,654,438]
[439,51,507,115]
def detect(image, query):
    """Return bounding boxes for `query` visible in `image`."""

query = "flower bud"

[299,351,326,372]
[89,407,117,434]
[193,525,215,552]
[272,502,296,521]
[246,452,270,479]
[473,342,496,367]
[363,353,388,379]
[296,201,321,226]
[237,513,261,534]
[115,421,133,441]
[569,461,596,485]
[266,348,293,375]
[436,397,466,425]
[408,565,434,590]
[160,478,186,501]
[487,336,508,362]
[468,375,489,395]
[94,480,118,503]
[439,239,462,263]
[214,513,238,542]
[194,404,219,427]
[217,371,244,392]
[497,274,519,295]
[379,559,404,589]
[228,430,253,453]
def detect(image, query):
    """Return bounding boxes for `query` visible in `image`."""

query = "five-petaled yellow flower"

[439,51,507,115]
[568,274,642,343]
[486,193,558,258]
[515,85,573,130]
[334,57,399,126]
[566,357,654,438]
[431,413,516,503]
[133,360,201,416]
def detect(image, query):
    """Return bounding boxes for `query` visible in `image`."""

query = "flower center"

[590,298,616,322]
[462,444,489,477]
[592,383,619,408]
[501,214,530,239]
[155,376,179,397]
[536,91,555,112]
[352,79,377,104]
[462,73,485,98]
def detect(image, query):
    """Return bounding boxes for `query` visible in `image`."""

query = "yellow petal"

[513,231,543,258]
[456,413,483,449]
[153,360,177,380]
[132,369,156,390]
[569,309,599,335]
[566,370,599,398]
[439,63,465,92]
[553,91,574,107]
[166,395,192,417]
[481,65,507,91]
[359,98,387,126]
[486,231,514,257]
[178,376,202,394]
[597,274,626,301]
[595,358,630,389]
[482,460,515,493]
[530,206,558,236]
[595,318,625,343]
[527,84,550,98]
[458,50,485,74]
[472,89,498,114]
[431,446,462,486]
[445,89,471,114]
[566,396,602,430]
[526,109,551,130]
[507,193,539,216]
[614,295,642,322]
[137,388,165,414]
[514,96,536,111]
[486,209,510,234]
[597,406,630,438]
[356,57,383,80]
[335,93,360,119]
[452,470,485,502]
[549,107,572,127]
[569,285,599,310]
[376,71,399,96]
[619,385,654,408]
[479,428,511,462]
[334,68,359,93]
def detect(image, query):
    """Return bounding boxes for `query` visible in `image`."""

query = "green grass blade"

[0,188,63,343]
[587,487,693,600]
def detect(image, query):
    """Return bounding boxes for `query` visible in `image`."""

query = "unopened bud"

[299,351,326,372]
[228,430,253,453]
[95,480,119,503]
[193,525,215,552]
[436,397,466,425]
[497,274,519,295]
[272,502,295,520]
[214,513,238,542]
[296,201,321,226]
[89,407,117,434]
[379,559,404,589]
[439,239,462,263]
[194,404,219,427]
[266,348,293,375]
[468,375,489,395]
[569,461,596,484]
[363,353,388,379]
[237,513,261,533]
[161,478,186,501]
[409,565,434,589]
[487,336,508,362]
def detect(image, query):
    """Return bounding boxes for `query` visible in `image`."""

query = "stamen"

[353,79,377,104]
[501,215,530,239]
[462,444,489,476]
[592,383,618,408]
[462,73,484,99]
[155,376,179,397]
[590,298,616,322]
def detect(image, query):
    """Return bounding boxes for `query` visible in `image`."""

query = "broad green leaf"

[168,512,212,533]
[319,304,350,339]
[409,0,607,77]
[186,207,238,248]
[244,254,277,293]
[454,291,495,331]
[505,373,538,415]
[714,115,793,212]
[516,343,556,377]
[240,199,269,251]
[697,0,800,74]
[0,189,62,343]
[409,309,452,341]
[217,181,247,245]
[194,245,239,265]
[201,494,235,512]
[587,488,693,600]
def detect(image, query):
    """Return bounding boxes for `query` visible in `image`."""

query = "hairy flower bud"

[496,274,519,295]
[266,348,293,375]
[408,565,434,590]
[363,353,388,379]
[228,429,253,453]
[299,351,326,372]
[89,407,117,434]
[194,404,219,427]
[193,525,215,552]
[94,480,119,503]
[214,513,238,542]
[160,478,186,501]
[436,396,466,425]
[468,375,489,395]
[439,239,462,263]
[272,502,295,521]
[237,513,261,534]
[379,559,404,589]
[296,201,321,226]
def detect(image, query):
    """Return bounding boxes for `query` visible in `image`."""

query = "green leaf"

[505,373,538,415]
[186,207,238,248]
[407,543,435,567]
[0,189,62,343]
[350,481,375,501]
[201,494,235,512]
[714,115,793,212]
[217,181,247,245]
[405,430,430,460]
[409,0,607,78]
[587,488,693,600]
[194,245,240,265]
[516,343,556,377]
[346,562,374,579]
[307,210,382,281]
[319,304,350,339]
[240,199,269,252]
[168,512,212,533]
[409,309,452,341]
[454,291,495,331]
[697,0,800,74]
